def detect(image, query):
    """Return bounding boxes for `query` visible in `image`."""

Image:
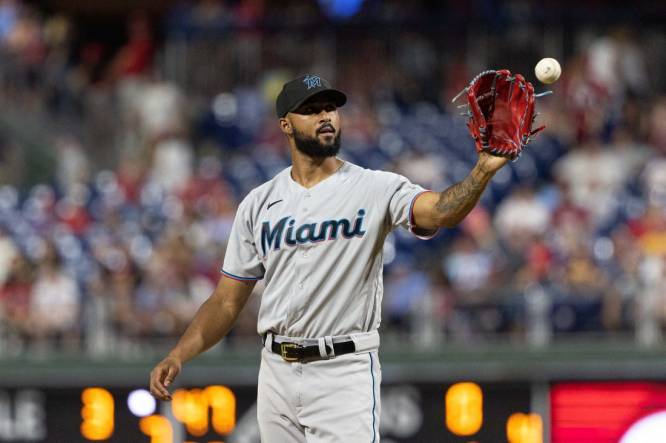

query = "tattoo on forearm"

[435,173,488,226]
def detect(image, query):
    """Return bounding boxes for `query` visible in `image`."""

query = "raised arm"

[412,152,508,230]
[149,275,256,400]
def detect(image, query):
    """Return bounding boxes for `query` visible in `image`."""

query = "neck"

[289,147,343,189]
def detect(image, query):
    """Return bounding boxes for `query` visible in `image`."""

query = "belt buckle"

[280,343,300,362]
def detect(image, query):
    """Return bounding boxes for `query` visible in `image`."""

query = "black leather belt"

[269,338,356,362]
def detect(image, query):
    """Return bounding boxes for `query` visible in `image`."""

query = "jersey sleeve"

[382,171,438,240]
[220,198,265,281]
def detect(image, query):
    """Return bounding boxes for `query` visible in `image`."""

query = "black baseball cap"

[276,74,347,118]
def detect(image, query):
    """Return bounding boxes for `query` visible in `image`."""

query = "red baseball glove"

[454,69,546,160]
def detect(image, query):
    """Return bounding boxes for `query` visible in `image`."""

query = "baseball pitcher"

[149,71,543,442]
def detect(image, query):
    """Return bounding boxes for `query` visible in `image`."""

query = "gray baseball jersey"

[221,160,436,338]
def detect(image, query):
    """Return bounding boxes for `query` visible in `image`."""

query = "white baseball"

[535,58,561,84]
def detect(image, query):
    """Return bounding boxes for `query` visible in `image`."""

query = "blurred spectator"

[649,98,666,152]
[28,243,80,349]
[6,5,46,90]
[561,244,607,299]
[630,204,666,257]
[642,156,666,209]
[134,229,199,338]
[55,136,90,193]
[108,264,142,342]
[514,235,553,288]
[135,78,187,141]
[554,139,639,225]
[549,184,592,260]
[82,268,114,356]
[0,0,19,44]
[384,263,431,335]
[0,253,33,345]
[443,235,495,303]
[149,138,194,193]
[0,227,18,285]
[494,186,550,241]
[604,226,642,330]
[108,11,154,82]
[586,29,649,99]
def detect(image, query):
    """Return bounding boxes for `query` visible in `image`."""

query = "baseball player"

[150,72,541,442]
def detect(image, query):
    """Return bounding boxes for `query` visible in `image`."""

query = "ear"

[279,117,293,136]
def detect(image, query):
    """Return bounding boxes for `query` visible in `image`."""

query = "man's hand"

[150,356,182,401]
[476,151,509,174]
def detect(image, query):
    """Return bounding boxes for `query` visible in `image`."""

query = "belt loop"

[324,335,335,358]
[317,337,327,358]
[265,332,274,351]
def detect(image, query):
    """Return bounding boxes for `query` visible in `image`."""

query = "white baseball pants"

[257,346,381,442]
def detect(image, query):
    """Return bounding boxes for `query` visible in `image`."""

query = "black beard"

[293,128,341,158]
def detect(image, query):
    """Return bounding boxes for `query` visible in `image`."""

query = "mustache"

[317,123,336,134]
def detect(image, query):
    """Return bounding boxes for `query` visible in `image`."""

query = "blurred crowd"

[0,0,665,355]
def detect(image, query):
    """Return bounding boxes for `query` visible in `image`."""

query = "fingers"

[150,372,171,401]
[150,365,173,401]
[164,365,178,388]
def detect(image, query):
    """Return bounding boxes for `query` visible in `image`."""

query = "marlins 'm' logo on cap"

[303,75,322,90]
[276,74,347,118]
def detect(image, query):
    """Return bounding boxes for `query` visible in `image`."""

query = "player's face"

[285,99,342,158]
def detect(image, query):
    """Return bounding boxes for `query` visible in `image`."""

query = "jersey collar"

[286,159,350,192]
